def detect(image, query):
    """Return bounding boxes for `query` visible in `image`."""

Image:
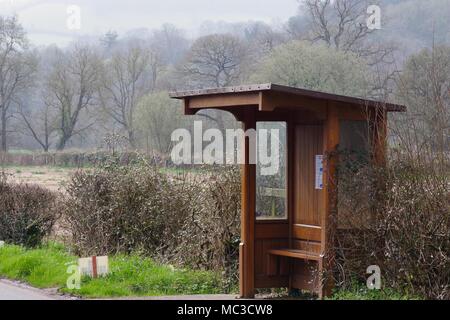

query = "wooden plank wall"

[254,222,289,288]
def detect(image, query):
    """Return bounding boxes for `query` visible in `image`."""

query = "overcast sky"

[0,0,300,46]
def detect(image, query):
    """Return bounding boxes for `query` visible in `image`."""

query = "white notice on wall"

[315,155,324,190]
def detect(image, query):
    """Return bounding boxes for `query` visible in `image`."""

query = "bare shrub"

[61,164,189,255]
[335,152,450,299]
[163,166,241,291]
[0,181,58,247]
[61,163,241,291]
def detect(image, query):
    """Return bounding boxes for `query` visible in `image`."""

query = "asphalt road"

[0,281,54,300]
[0,280,239,300]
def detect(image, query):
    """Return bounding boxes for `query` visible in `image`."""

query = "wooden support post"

[239,109,256,298]
[287,120,294,293]
[320,102,339,298]
[372,107,387,166]
[92,256,98,278]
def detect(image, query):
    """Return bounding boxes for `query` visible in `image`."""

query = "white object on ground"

[78,256,109,277]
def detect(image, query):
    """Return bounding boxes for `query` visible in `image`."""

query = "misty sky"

[0,0,300,46]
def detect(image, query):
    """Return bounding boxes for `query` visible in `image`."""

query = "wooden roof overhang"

[170,83,406,121]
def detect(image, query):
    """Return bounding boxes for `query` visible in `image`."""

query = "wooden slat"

[293,125,324,228]
[254,240,264,275]
[255,238,289,276]
[291,271,319,292]
[372,108,387,166]
[259,91,327,117]
[188,92,259,109]
[336,103,367,120]
[292,224,322,242]
[255,222,288,239]
[292,239,321,253]
[267,252,278,276]
[255,276,289,289]
[279,256,290,275]
[268,249,322,261]
[291,259,320,293]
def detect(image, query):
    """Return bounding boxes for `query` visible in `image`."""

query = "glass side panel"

[255,122,287,220]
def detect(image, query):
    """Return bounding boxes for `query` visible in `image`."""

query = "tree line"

[0,0,448,155]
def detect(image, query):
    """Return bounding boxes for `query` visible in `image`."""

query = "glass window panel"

[256,122,287,220]
[339,120,370,167]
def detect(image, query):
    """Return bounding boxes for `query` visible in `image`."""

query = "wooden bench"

[268,249,323,262]
[267,249,325,295]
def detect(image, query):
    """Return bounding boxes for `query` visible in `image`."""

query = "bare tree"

[152,24,189,65]
[301,0,372,50]
[294,0,399,100]
[46,44,100,150]
[180,34,248,131]
[243,22,286,58]
[0,16,37,151]
[101,42,152,147]
[182,34,248,88]
[148,47,165,92]
[298,0,396,65]
[16,99,55,152]
[394,44,450,164]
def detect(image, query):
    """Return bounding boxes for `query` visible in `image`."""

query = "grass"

[0,243,421,300]
[0,242,71,288]
[0,242,223,298]
[5,149,36,155]
[31,171,45,175]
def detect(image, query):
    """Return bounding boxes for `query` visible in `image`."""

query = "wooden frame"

[170,83,405,299]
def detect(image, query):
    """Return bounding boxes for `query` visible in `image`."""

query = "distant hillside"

[382,0,450,57]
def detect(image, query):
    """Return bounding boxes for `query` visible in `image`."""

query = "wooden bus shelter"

[170,83,406,298]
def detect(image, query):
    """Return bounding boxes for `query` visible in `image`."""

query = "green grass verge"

[0,243,223,298]
[329,285,421,300]
[0,243,419,300]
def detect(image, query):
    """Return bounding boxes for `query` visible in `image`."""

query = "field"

[2,165,77,192]
[1,165,203,192]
